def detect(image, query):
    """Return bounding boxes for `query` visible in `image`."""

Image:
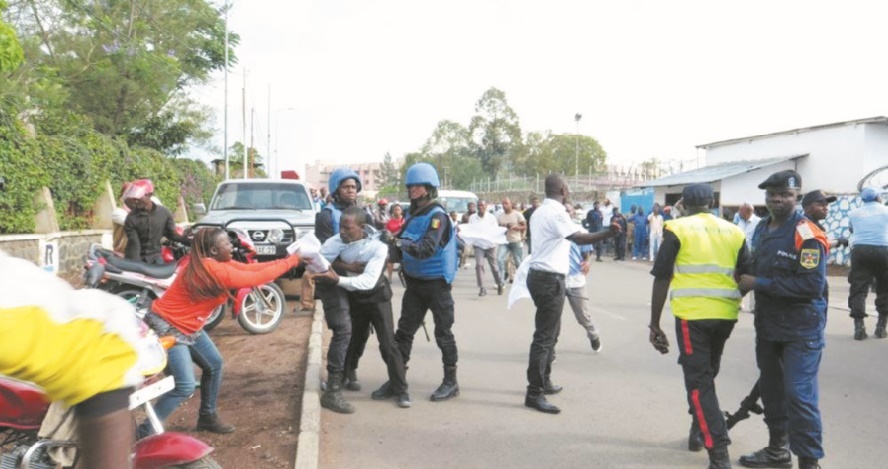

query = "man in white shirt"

[647,203,665,262]
[469,200,504,296]
[313,207,411,410]
[735,202,761,249]
[524,175,619,414]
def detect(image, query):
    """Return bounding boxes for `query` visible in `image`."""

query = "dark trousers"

[316,283,351,375]
[675,318,736,450]
[614,234,627,260]
[848,245,888,318]
[756,336,824,459]
[343,284,408,393]
[395,277,458,366]
[526,269,565,394]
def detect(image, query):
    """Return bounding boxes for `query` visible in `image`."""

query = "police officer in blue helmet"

[314,167,372,413]
[372,162,461,403]
[737,170,827,469]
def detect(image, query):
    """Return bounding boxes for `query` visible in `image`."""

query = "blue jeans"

[138,330,224,437]
[497,242,524,279]
[756,336,825,459]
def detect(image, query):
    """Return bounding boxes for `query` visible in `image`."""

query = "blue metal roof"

[643,155,806,187]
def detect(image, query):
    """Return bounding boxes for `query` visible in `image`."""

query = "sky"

[194,0,888,179]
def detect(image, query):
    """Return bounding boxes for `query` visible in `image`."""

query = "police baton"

[421,320,431,342]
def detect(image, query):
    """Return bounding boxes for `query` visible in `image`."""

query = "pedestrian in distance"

[648,203,664,262]
[523,174,619,415]
[585,201,605,261]
[846,186,888,340]
[523,196,541,255]
[469,199,505,296]
[648,183,751,469]
[737,170,828,469]
[391,163,461,402]
[612,208,628,261]
[563,203,603,352]
[311,206,412,410]
[497,197,526,284]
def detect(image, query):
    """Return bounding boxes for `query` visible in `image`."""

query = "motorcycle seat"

[102,256,178,279]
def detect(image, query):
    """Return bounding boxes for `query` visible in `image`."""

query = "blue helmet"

[405,162,440,188]
[328,168,362,196]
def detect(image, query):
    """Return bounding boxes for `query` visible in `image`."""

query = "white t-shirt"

[736,214,761,249]
[529,198,584,275]
[648,213,664,238]
[599,204,615,226]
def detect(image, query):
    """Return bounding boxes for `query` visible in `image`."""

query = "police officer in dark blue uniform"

[373,162,460,402]
[737,170,827,469]
[314,167,370,413]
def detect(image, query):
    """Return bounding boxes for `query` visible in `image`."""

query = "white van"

[437,190,479,219]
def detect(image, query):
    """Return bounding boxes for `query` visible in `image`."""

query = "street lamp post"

[574,113,582,182]
[274,107,298,178]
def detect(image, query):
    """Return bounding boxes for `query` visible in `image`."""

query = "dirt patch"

[164,303,312,468]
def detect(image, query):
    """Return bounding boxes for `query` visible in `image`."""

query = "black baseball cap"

[801,190,837,207]
[682,184,714,206]
[758,170,802,190]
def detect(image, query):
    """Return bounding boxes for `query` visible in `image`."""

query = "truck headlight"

[267,229,284,243]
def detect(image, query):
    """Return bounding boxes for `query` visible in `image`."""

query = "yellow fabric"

[0,306,138,407]
[666,213,746,320]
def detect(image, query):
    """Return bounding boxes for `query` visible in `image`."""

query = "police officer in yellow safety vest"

[648,183,751,469]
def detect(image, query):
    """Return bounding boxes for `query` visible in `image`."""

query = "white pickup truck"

[196,179,316,277]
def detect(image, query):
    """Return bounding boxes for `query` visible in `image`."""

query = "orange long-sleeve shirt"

[153,255,300,334]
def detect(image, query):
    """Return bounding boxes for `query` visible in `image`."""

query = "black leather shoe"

[196,413,235,434]
[525,394,561,414]
[497,283,504,295]
[798,457,820,469]
[738,447,792,468]
[542,380,563,395]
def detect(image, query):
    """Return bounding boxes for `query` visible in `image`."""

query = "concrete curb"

[295,308,324,469]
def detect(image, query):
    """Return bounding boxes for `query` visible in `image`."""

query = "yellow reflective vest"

[666,213,746,320]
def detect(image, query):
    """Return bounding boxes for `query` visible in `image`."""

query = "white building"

[643,116,888,264]
[646,116,888,209]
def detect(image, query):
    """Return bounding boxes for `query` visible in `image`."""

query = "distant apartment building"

[304,160,384,193]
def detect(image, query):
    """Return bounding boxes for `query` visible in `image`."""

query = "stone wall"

[0,231,110,280]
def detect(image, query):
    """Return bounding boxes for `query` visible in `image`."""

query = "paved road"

[320,259,884,469]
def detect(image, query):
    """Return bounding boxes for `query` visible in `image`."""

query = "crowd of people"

[4,163,885,469]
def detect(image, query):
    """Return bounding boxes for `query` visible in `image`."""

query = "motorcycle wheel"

[236,282,286,334]
[169,455,222,468]
[202,304,226,332]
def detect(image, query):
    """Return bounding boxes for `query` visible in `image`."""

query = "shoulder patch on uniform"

[430,218,440,230]
[796,222,815,240]
[800,248,820,269]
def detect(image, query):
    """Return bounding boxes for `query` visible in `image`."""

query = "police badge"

[800,248,820,269]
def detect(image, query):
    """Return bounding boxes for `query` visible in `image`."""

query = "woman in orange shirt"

[136,228,300,438]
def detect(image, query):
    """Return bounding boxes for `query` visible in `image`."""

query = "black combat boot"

[738,431,792,468]
[524,392,561,414]
[542,378,563,395]
[430,365,459,401]
[688,420,704,452]
[321,373,355,414]
[707,446,732,469]
[798,457,820,469]
[874,315,887,339]
[854,317,868,340]
[343,369,361,391]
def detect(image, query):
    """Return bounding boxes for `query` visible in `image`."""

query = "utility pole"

[574,113,582,181]
[242,67,247,179]
[250,107,255,178]
[223,0,229,180]
[267,84,271,178]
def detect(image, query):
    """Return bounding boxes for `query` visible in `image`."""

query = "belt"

[528,269,565,280]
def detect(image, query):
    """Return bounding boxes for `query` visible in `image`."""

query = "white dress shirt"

[528,198,584,275]
[319,234,388,292]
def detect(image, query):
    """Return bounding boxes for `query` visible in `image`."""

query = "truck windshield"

[211,182,313,211]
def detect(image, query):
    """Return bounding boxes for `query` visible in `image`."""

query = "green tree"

[512,131,606,178]
[420,119,480,189]
[378,151,400,193]
[5,0,238,153]
[0,0,23,73]
[468,87,522,179]
[228,141,265,177]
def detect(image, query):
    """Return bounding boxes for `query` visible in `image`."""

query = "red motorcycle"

[0,301,220,468]
[86,225,286,335]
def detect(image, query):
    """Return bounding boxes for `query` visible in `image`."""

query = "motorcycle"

[86,225,286,335]
[0,264,220,468]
